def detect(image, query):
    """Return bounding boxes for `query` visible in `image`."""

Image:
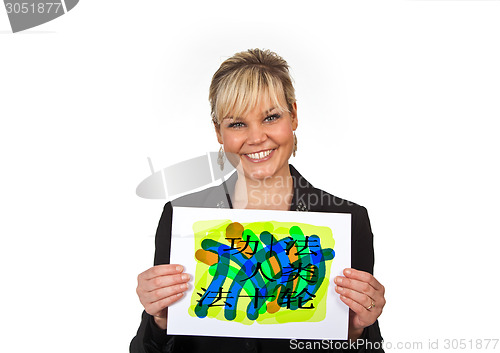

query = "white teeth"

[247,149,273,160]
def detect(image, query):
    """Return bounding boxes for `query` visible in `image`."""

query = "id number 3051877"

[5,2,63,14]
[443,339,499,350]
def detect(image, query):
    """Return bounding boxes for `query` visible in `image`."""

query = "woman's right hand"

[136,264,190,329]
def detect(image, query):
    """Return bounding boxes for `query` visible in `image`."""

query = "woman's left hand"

[334,268,385,340]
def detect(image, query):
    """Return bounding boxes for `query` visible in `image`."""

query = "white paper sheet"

[168,206,351,340]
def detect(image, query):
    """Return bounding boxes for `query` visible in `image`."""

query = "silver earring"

[293,132,297,157]
[217,145,225,170]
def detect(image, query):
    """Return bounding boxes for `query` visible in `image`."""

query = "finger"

[139,264,184,281]
[141,272,191,292]
[335,285,373,311]
[142,282,189,304]
[334,276,376,299]
[339,294,370,316]
[343,268,383,291]
[145,292,185,316]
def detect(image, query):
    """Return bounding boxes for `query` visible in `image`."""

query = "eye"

[227,121,245,129]
[264,113,281,122]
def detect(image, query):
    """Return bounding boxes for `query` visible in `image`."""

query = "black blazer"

[130,165,383,353]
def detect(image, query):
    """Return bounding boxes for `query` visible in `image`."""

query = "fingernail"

[181,274,190,281]
[176,265,183,272]
[177,292,183,297]
[337,286,343,292]
[182,283,188,290]
[335,276,343,284]
[344,269,351,275]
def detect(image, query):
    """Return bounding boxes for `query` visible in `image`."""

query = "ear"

[291,102,298,130]
[214,122,224,144]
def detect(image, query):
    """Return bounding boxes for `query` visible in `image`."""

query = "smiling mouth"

[244,149,276,161]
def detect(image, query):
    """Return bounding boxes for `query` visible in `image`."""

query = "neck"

[232,166,294,210]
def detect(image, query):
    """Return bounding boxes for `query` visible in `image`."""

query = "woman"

[131,49,385,352]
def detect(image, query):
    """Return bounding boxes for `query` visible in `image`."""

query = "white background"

[1,0,499,352]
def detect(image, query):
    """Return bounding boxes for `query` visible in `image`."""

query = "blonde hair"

[209,49,296,125]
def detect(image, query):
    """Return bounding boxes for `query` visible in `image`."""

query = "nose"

[247,124,267,145]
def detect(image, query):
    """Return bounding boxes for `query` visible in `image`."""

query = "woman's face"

[216,97,298,181]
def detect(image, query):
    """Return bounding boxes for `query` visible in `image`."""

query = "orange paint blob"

[195,249,218,266]
[266,286,281,314]
[225,222,244,239]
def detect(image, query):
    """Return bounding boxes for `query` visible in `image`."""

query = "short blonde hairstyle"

[209,49,296,125]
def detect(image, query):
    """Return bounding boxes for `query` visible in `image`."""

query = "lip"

[243,148,276,163]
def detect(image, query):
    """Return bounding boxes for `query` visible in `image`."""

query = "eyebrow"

[264,107,278,115]
[222,116,239,122]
